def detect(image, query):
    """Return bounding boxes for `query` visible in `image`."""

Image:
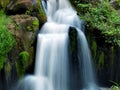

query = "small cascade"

[77,29,97,90]
[15,0,98,90]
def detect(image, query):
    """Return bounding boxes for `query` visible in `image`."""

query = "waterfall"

[15,0,98,90]
[77,29,97,90]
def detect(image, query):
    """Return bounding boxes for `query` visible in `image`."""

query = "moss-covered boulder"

[6,0,47,27]
[0,14,39,90]
[8,14,39,77]
[32,1,47,27]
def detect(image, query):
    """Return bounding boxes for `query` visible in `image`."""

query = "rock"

[86,28,120,87]
[32,1,47,27]
[5,14,39,81]
[7,0,33,14]
[0,14,39,90]
[6,0,47,26]
[8,14,39,65]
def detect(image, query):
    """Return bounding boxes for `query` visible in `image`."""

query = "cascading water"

[16,0,98,90]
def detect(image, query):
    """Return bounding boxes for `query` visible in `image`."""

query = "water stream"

[16,0,98,90]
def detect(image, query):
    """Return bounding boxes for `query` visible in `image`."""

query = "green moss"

[13,20,20,30]
[116,0,120,6]
[98,52,104,68]
[99,52,105,67]
[5,62,12,76]
[0,10,15,70]
[0,0,10,9]
[75,1,120,46]
[33,0,47,26]
[110,80,119,90]
[111,46,114,66]
[32,19,39,30]
[27,26,32,31]
[0,56,6,70]
[33,19,39,26]
[19,51,29,62]
[27,19,39,31]
[91,41,97,59]
[16,51,29,77]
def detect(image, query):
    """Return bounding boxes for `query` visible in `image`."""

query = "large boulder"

[7,0,47,27]
[7,0,33,14]
[8,14,39,76]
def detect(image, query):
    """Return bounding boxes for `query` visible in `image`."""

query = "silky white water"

[16,0,97,90]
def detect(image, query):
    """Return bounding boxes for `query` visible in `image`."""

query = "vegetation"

[116,0,120,6]
[0,0,10,9]
[5,61,12,76]
[25,0,46,27]
[0,10,15,70]
[110,80,119,90]
[75,0,120,46]
[33,0,47,26]
[27,19,39,31]
[16,51,29,77]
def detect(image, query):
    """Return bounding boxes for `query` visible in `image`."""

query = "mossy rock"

[7,0,47,27]
[32,1,47,27]
[16,51,29,77]
[7,0,33,14]
[0,0,10,9]
[7,15,38,78]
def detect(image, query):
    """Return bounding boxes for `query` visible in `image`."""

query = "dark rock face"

[7,0,33,14]
[86,29,120,87]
